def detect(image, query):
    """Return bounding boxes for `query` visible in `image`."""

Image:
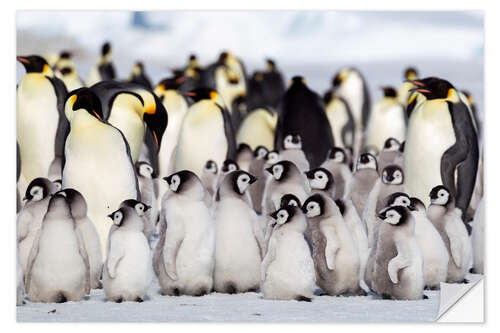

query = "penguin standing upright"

[275,76,334,168]
[323,92,355,148]
[378,138,402,173]
[404,77,479,225]
[128,62,153,90]
[135,161,158,237]
[248,146,269,214]
[261,59,285,108]
[53,51,84,91]
[175,88,237,178]
[365,87,406,152]
[17,55,68,193]
[87,42,116,86]
[236,108,277,151]
[349,153,379,220]
[320,147,353,199]
[278,134,310,172]
[62,88,140,257]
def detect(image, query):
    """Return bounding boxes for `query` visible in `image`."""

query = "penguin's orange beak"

[17,56,29,64]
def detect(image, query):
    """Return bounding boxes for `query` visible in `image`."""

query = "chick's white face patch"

[310,170,329,189]
[382,209,401,225]
[135,203,146,216]
[30,186,44,202]
[392,196,410,207]
[305,201,321,218]
[112,211,123,226]
[275,209,289,225]
[272,164,284,180]
[284,135,301,149]
[139,163,153,177]
[432,189,450,205]
[169,174,181,192]
[333,151,345,163]
[237,174,251,194]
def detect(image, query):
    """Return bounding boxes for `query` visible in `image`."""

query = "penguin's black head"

[204,160,218,174]
[221,159,240,174]
[56,188,87,217]
[410,197,426,211]
[59,67,73,76]
[323,91,334,105]
[270,205,297,226]
[332,72,342,87]
[185,88,218,103]
[253,145,269,159]
[357,153,378,171]
[399,141,405,153]
[17,55,50,74]
[232,94,247,114]
[280,194,301,209]
[283,134,302,149]
[101,42,112,57]
[237,143,252,155]
[384,192,411,209]
[135,61,144,72]
[136,161,155,178]
[290,76,306,87]
[381,86,397,98]
[377,205,410,226]
[142,93,168,151]
[409,77,455,100]
[302,193,325,218]
[189,54,197,61]
[56,188,81,205]
[67,88,104,120]
[107,208,125,227]
[305,167,334,191]
[328,147,346,163]
[157,76,186,92]
[334,199,346,216]
[266,59,276,71]
[429,185,451,206]
[230,170,257,195]
[265,160,295,182]
[218,51,229,64]
[383,138,400,151]
[120,199,151,217]
[59,51,72,59]
[24,177,53,202]
[48,192,71,212]
[382,165,404,185]
[404,67,419,80]
[164,170,199,194]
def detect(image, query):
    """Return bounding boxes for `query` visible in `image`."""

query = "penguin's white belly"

[365,103,406,151]
[175,112,227,178]
[326,100,349,147]
[338,79,363,127]
[405,103,456,206]
[107,109,145,163]
[236,110,276,151]
[17,79,59,184]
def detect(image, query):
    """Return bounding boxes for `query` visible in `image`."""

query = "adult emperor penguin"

[320,147,353,199]
[404,77,479,225]
[236,107,278,151]
[175,88,237,177]
[155,170,215,296]
[373,205,425,300]
[58,188,103,289]
[278,134,310,172]
[378,138,402,173]
[248,146,269,214]
[275,76,334,168]
[386,193,449,290]
[128,61,153,90]
[349,153,379,220]
[262,59,285,108]
[302,193,364,296]
[17,178,57,276]
[213,170,262,293]
[17,55,69,194]
[62,88,140,257]
[25,193,90,303]
[53,51,84,91]
[103,206,153,302]
[262,205,316,301]
[427,185,472,283]
[87,42,116,86]
[365,87,406,152]
[330,68,371,158]
[397,67,419,105]
[323,91,355,148]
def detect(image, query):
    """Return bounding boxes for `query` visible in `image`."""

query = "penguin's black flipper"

[216,104,237,160]
[443,101,479,221]
[47,76,69,160]
[338,96,355,148]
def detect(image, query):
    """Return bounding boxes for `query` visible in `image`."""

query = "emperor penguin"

[262,59,285,108]
[200,160,218,198]
[17,55,68,194]
[25,193,90,303]
[404,77,479,226]
[397,67,419,105]
[275,76,334,168]
[302,193,364,296]
[53,51,84,91]
[378,138,402,173]
[365,87,406,152]
[247,71,268,111]
[128,61,153,90]
[236,143,254,172]
[386,193,449,289]
[278,134,310,172]
[248,146,269,214]
[330,68,371,159]
[373,205,425,300]
[262,205,316,301]
[87,42,116,86]
[349,153,379,219]
[58,188,103,289]
[261,160,311,217]
[461,90,482,141]
[103,206,153,302]
[323,91,355,148]
[17,178,57,276]
[213,170,262,293]
[62,88,140,257]
[471,198,484,274]
[155,170,215,296]
[175,88,237,178]
[236,107,278,151]
[427,185,472,283]
[320,147,353,199]
[135,161,158,238]
[119,199,154,243]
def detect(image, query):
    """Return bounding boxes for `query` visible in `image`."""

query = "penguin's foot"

[247,287,259,293]
[193,288,209,297]
[135,297,144,303]
[469,268,476,274]
[295,295,312,302]
[115,297,123,303]
[461,279,470,284]
[225,283,237,294]
[56,293,67,303]
[423,295,429,300]
[381,293,392,300]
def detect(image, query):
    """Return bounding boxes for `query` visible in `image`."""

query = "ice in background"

[16,11,484,116]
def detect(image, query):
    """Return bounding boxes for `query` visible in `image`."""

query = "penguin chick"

[378,138,402,173]
[17,178,57,276]
[427,186,472,284]
[302,194,364,296]
[261,205,316,301]
[236,143,254,172]
[213,170,262,293]
[103,206,153,302]
[320,147,353,199]
[25,193,90,302]
[305,167,336,199]
[135,161,157,240]
[119,199,153,242]
[155,170,215,296]
[201,160,218,199]
[248,146,269,214]
[349,153,379,223]
[59,188,103,289]
[372,205,425,300]
[278,134,310,172]
[215,159,240,191]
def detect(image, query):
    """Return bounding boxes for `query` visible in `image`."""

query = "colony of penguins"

[16,41,484,305]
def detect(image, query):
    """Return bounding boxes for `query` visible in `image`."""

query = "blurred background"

[16,10,484,113]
